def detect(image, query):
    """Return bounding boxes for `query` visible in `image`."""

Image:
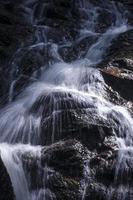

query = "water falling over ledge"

[0,0,133,200]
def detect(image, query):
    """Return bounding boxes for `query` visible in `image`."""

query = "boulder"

[21,137,133,200]
[101,67,133,102]
[28,90,115,148]
[102,29,133,69]
[22,139,90,200]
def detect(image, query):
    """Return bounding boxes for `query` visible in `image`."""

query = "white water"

[0,1,133,200]
[0,143,55,200]
[0,144,38,200]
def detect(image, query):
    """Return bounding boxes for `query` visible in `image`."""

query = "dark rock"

[101,67,133,102]
[0,0,81,103]
[28,90,114,149]
[42,140,89,200]
[0,24,34,104]
[84,135,133,200]
[102,29,133,68]
[22,139,89,200]
[95,9,115,33]
[0,0,133,199]
[42,139,89,178]
[0,0,132,104]
[108,58,133,71]
[59,35,98,62]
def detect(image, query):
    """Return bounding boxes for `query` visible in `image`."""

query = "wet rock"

[0,0,132,200]
[37,136,128,200]
[22,139,89,200]
[0,24,34,104]
[83,134,133,200]
[39,137,133,200]
[0,0,81,103]
[28,90,114,149]
[59,35,98,62]
[113,0,133,25]
[108,58,133,71]
[95,9,115,33]
[43,139,89,177]
[101,67,133,102]
[102,29,133,68]
[0,0,132,104]
[43,139,88,200]
[85,148,133,200]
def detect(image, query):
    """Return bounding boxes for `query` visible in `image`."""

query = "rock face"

[0,156,15,200]
[0,0,80,104]
[28,90,114,148]
[42,140,88,200]
[21,138,119,200]
[21,134,127,200]
[21,140,89,200]
[0,0,132,103]
[101,67,133,102]
[20,135,133,200]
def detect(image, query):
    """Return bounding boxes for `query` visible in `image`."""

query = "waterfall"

[0,0,132,200]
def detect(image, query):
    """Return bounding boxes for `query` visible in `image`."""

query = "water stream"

[0,1,132,200]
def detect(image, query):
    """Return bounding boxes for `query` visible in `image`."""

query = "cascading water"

[0,0,133,200]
